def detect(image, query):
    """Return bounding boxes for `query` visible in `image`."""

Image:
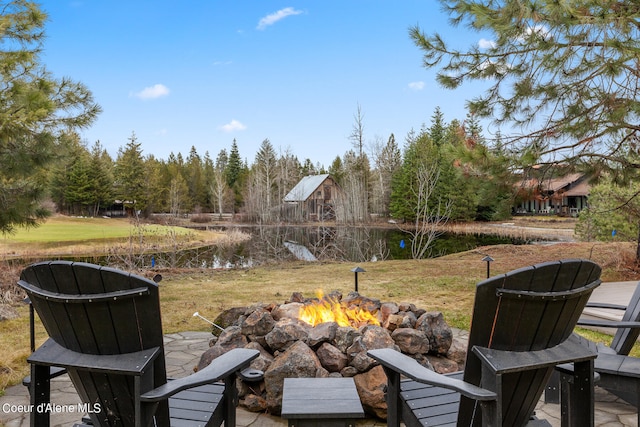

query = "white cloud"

[218,119,247,133]
[408,81,425,91]
[132,84,170,100]
[478,38,496,49]
[257,7,303,30]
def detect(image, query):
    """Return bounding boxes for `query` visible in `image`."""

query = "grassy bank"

[0,215,233,260]
[1,216,639,395]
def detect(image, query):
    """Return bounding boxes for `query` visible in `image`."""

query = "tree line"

[49,107,515,225]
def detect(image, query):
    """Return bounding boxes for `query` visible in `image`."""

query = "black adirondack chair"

[368,259,602,427]
[564,281,640,424]
[18,261,259,427]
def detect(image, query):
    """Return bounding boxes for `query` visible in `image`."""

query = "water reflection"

[147,226,523,269]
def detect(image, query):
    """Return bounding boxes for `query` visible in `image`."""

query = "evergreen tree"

[328,156,344,183]
[113,132,147,216]
[225,140,242,188]
[429,107,446,146]
[0,1,101,233]
[86,140,114,216]
[186,145,205,210]
[390,129,436,221]
[224,139,245,212]
[65,152,93,215]
[410,0,640,172]
[144,155,169,214]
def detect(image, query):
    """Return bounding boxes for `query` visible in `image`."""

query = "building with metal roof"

[283,174,341,221]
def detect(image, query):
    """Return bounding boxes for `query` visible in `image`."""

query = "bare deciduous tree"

[403,164,452,259]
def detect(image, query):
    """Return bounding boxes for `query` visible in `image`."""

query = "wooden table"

[280,377,365,427]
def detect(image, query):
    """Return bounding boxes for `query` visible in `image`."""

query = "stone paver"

[1,324,637,426]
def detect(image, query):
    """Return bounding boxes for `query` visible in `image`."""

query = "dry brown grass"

[1,241,639,396]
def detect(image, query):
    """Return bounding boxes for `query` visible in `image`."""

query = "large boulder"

[308,321,338,348]
[354,365,388,419]
[391,328,430,355]
[196,326,247,370]
[316,342,348,373]
[264,318,310,352]
[263,340,323,414]
[241,308,276,338]
[416,311,453,355]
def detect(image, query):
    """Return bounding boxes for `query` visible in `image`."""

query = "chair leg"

[30,364,51,427]
[223,373,238,427]
[381,367,402,427]
[545,371,560,404]
[560,360,594,427]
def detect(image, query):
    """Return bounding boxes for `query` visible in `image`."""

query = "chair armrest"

[367,348,496,401]
[140,348,260,402]
[584,302,628,310]
[28,338,160,375]
[472,334,596,375]
[577,319,640,329]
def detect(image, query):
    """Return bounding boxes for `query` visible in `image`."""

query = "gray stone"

[316,342,348,373]
[264,319,309,352]
[354,365,388,419]
[334,326,361,353]
[401,311,418,329]
[307,321,338,348]
[340,366,359,377]
[350,351,377,372]
[271,302,303,321]
[245,341,274,373]
[343,293,381,314]
[391,328,430,355]
[213,307,247,330]
[242,394,267,413]
[384,313,404,331]
[263,341,322,414]
[416,311,453,355]
[241,309,276,337]
[361,325,397,351]
[380,302,399,322]
[447,338,468,366]
[196,326,248,370]
[426,355,459,374]
[398,302,417,313]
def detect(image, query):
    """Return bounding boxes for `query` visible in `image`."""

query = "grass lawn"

[0,215,228,259]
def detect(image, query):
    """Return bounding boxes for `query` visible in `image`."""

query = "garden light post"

[351,266,366,292]
[482,255,494,279]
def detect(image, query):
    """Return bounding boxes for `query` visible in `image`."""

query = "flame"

[298,290,380,328]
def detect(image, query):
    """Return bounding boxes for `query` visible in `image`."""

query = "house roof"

[541,173,584,192]
[562,180,590,197]
[283,174,331,202]
[517,173,588,194]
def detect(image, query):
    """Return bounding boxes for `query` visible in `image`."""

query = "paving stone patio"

[1,330,636,427]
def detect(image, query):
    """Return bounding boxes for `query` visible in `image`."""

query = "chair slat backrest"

[459,259,601,426]
[610,282,640,355]
[19,261,168,427]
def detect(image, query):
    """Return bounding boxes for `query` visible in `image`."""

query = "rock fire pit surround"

[196,291,467,419]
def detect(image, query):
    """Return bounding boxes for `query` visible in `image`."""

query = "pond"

[139,225,529,269]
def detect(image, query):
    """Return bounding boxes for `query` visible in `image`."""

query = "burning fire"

[298,290,380,328]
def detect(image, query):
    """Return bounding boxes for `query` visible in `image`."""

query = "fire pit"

[298,290,380,327]
[196,291,466,419]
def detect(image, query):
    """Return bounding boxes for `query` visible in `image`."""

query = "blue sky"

[39,1,491,167]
